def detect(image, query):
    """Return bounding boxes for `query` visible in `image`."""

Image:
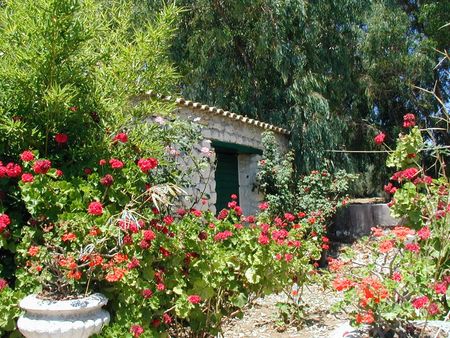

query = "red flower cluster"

[258,201,269,210]
[187,295,202,304]
[55,133,68,144]
[358,276,389,307]
[33,159,51,174]
[379,240,394,253]
[0,278,8,291]
[142,288,153,299]
[100,174,114,186]
[383,182,397,194]
[390,167,419,182]
[113,133,128,143]
[137,158,158,173]
[105,267,127,282]
[62,232,77,242]
[374,132,386,145]
[88,201,103,216]
[403,114,415,128]
[214,230,233,241]
[109,158,124,169]
[417,226,430,240]
[0,213,11,233]
[0,162,22,178]
[412,295,429,309]
[332,277,355,291]
[28,246,40,256]
[20,150,35,162]
[356,310,375,324]
[130,324,144,337]
[21,173,34,183]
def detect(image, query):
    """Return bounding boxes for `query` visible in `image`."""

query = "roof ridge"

[144,90,290,135]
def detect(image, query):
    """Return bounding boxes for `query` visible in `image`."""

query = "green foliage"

[168,0,449,190]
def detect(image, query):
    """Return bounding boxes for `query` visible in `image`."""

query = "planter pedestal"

[18,293,110,338]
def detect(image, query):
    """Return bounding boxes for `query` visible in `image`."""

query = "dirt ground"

[222,284,347,338]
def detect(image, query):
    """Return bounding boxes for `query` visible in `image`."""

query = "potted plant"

[13,144,173,337]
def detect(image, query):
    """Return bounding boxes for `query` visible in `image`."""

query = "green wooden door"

[215,151,239,211]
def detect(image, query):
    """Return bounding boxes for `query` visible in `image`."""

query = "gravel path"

[222,284,346,338]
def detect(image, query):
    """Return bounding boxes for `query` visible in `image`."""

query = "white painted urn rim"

[19,292,108,314]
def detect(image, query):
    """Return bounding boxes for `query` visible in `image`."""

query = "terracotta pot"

[18,293,110,338]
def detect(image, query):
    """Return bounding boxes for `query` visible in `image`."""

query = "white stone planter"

[18,293,110,338]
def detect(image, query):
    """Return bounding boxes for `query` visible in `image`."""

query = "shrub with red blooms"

[0,1,223,336]
[257,132,356,252]
[329,113,449,335]
[12,139,323,337]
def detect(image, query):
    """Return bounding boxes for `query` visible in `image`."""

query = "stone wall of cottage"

[175,106,289,215]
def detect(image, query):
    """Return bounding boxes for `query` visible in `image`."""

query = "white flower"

[193,117,201,122]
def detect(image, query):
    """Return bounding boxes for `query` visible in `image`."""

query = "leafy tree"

[169,1,375,169]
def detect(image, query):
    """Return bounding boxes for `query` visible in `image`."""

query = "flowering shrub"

[257,131,356,247]
[329,113,449,336]
[15,154,325,336]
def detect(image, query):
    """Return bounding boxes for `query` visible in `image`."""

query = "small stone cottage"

[146,91,290,215]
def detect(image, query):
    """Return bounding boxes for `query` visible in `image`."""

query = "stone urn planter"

[17,293,110,338]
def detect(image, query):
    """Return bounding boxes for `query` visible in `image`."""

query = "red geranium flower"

[332,277,355,291]
[356,311,375,324]
[162,313,172,324]
[379,240,394,253]
[55,133,68,144]
[0,278,8,291]
[1,213,13,232]
[20,150,35,162]
[33,159,51,174]
[6,163,22,178]
[187,295,202,304]
[417,226,431,240]
[62,232,77,242]
[21,173,34,183]
[67,270,82,280]
[100,174,114,186]
[109,158,124,169]
[142,289,153,299]
[374,132,386,145]
[88,201,103,216]
[405,243,420,253]
[412,295,429,309]
[113,133,128,143]
[105,267,127,282]
[28,246,40,256]
[214,230,233,241]
[403,114,415,128]
[130,324,144,337]
[258,202,269,210]
[434,282,447,295]
[143,229,156,241]
[137,158,158,173]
